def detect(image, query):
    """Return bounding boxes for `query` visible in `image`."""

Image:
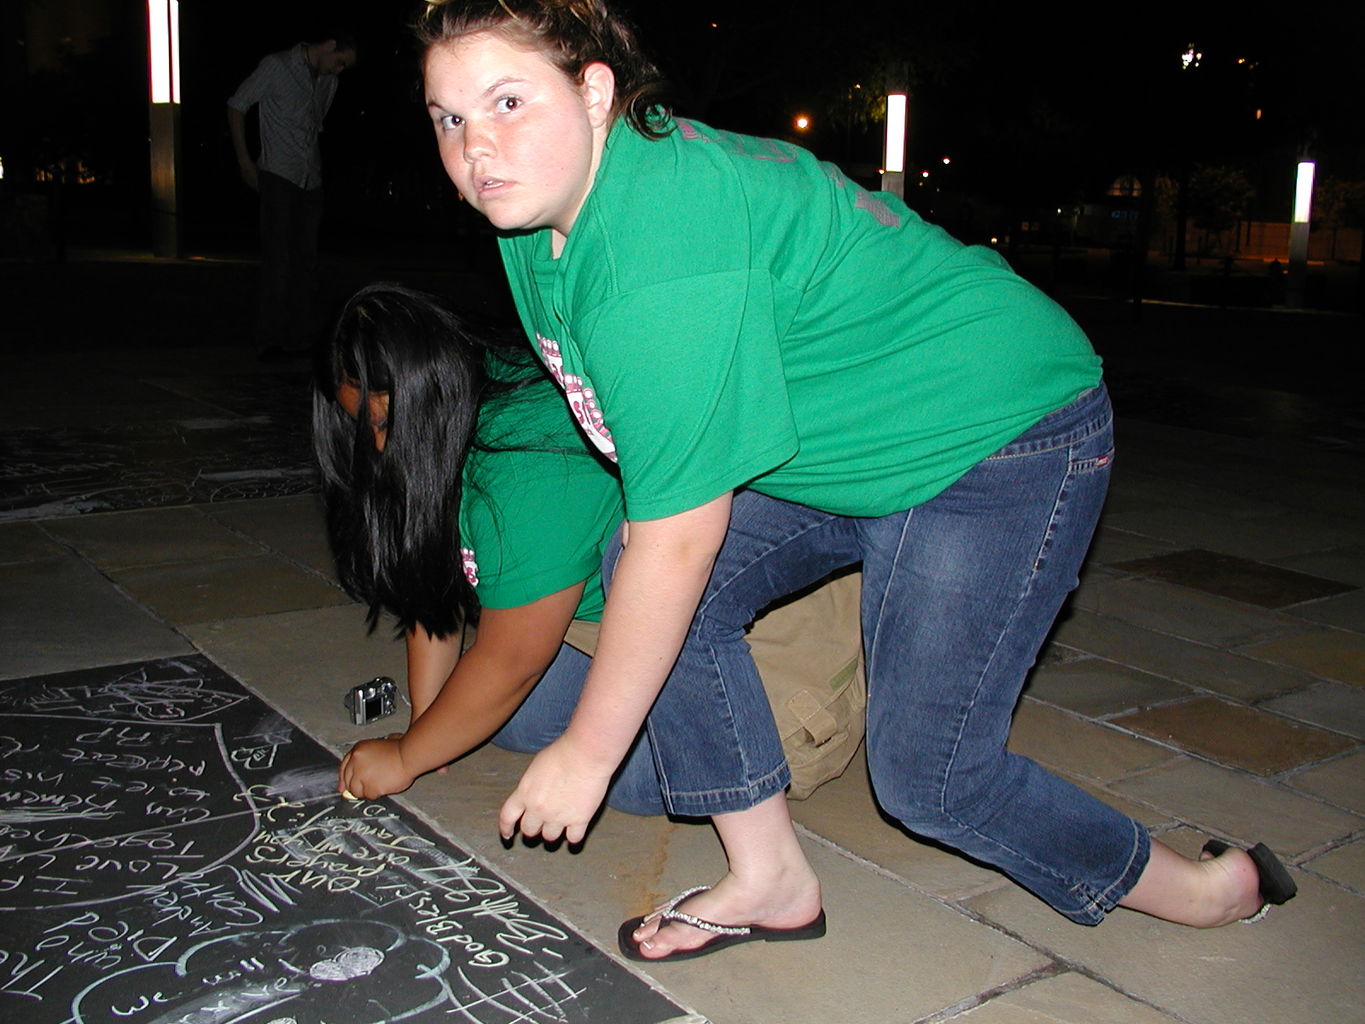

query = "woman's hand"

[338,737,418,800]
[495,494,734,844]
[498,734,616,844]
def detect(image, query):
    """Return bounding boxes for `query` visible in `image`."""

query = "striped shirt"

[228,44,338,189]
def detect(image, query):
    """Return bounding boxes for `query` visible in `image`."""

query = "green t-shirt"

[458,377,623,620]
[500,118,1102,521]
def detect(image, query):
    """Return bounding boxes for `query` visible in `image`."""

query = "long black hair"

[314,283,502,638]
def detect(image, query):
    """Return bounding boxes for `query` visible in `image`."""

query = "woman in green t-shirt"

[413,0,1295,963]
[314,283,660,813]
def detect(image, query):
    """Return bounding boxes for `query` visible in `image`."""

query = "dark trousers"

[257,170,323,351]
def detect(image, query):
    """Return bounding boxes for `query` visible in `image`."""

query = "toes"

[632,910,663,942]
[639,922,703,959]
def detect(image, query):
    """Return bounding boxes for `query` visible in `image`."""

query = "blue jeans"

[490,643,666,817]
[606,494,862,817]
[495,499,860,820]
[633,384,1148,924]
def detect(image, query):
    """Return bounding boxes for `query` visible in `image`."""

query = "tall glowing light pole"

[1286,158,1315,308]
[147,0,182,257]
[881,91,907,199]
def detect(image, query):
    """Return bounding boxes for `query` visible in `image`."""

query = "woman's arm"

[406,624,461,725]
[499,492,733,843]
[338,582,584,800]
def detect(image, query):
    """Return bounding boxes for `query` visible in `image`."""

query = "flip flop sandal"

[617,885,827,963]
[1202,840,1297,923]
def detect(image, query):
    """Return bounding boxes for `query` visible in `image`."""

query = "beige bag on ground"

[562,569,865,801]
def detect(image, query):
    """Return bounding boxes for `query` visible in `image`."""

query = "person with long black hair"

[315,283,660,811]
[316,284,863,816]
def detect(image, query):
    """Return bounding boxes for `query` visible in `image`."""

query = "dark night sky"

[6,0,1363,246]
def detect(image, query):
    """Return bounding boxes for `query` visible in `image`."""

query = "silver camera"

[344,676,398,725]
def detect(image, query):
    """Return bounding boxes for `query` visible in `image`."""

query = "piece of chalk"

[342,789,358,800]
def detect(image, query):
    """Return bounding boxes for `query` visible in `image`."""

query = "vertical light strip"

[884,93,907,174]
[148,0,168,102]
[148,0,179,104]
[1293,160,1315,224]
[170,0,181,103]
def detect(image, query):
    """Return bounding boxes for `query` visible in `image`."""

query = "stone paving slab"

[945,970,1184,1023]
[202,494,340,580]
[1110,696,1355,775]
[1048,609,1327,703]
[1110,759,1363,858]
[1100,500,1364,564]
[0,555,192,679]
[1304,838,1365,895]
[963,841,1365,1024]
[1081,524,1179,567]
[1241,629,1365,687]
[42,505,268,569]
[1024,657,1194,718]
[1008,700,1180,783]
[4,369,217,429]
[1101,469,1294,523]
[196,607,1056,1024]
[192,605,1058,1024]
[1111,420,1364,507]
[1285,749,1365,813]
[1262,681,1365,740]
[109,553,353,625]
[1110,547,1356,608]
[1287,588,1365,631]
[1072,576,1315,649]
[183,603,407,756]
[0,519,67,564]
[1273,544,1365,588]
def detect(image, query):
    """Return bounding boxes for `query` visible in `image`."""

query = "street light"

[1287,159,1315,308]
[148,0,180,103]
[148,0,182,257]
[882,92,906,198]
[1293,160,1316,224]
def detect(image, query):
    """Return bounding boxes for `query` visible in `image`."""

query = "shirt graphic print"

[535,334,617,463]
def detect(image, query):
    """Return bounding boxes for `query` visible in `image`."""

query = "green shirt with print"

[459,375,622,620]
[499,118,1102,521]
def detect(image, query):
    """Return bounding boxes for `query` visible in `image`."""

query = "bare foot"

[1196,844,1268,925]
[628,865,822,960]
[1121,839,1264,927]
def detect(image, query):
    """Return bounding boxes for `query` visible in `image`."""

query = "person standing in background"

[228,33,357,359]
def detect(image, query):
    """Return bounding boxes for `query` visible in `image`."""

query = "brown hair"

[414,0,670,138]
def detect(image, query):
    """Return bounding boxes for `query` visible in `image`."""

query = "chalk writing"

[0,713,257,909]
[0,656,684,1024]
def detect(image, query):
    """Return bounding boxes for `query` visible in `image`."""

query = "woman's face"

[337,378,389,452]
[424,30,615,252]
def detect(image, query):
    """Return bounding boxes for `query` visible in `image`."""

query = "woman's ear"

[580,61,616,129]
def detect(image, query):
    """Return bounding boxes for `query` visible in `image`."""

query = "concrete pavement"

[2,251,1361,1023]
